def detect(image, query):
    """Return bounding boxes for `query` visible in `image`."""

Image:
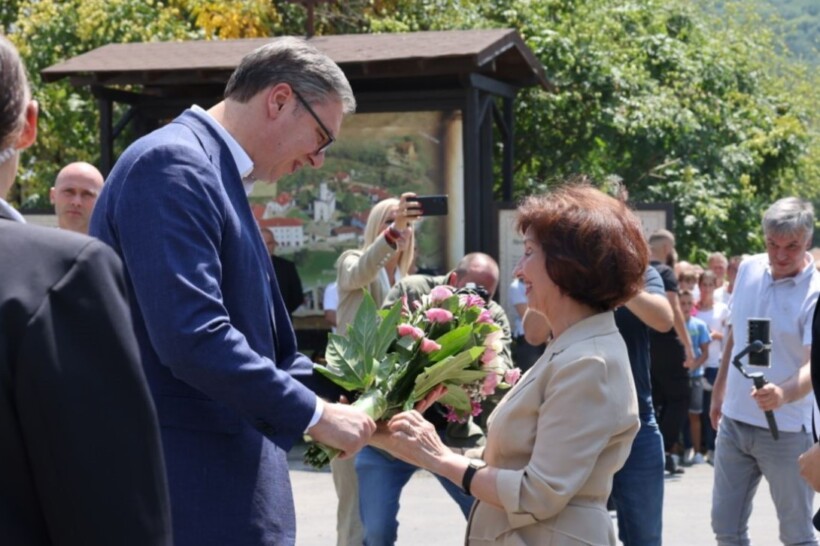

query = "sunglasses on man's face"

[292,88,335,155]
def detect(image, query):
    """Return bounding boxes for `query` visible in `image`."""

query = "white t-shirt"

[722,253,820,432]
[508,278,528,337]
[714,285,732,306]
[323,282,338,333]
[697,301,729,369]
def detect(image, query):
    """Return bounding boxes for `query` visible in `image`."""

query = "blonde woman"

[331,192,419,546]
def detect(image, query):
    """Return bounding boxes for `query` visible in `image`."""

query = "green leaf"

[429,325,474,363]
[436,386,472,413]
[374,299,403,360]
[348,291,380,382]
[411,346,487,400]
[321,333,367,390]
[374,352,402,389]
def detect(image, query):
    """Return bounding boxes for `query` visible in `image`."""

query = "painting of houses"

[248,110,460,315]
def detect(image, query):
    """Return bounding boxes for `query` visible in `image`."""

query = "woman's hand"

[414,384,447,414]
[393,193,422,231]
[372,410,450,472]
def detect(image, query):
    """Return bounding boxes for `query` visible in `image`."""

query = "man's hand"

[308,403,376,460]
[683,348,696,370]
[751,382,785,412]
[799,443,820,492]
[710,389,724,430]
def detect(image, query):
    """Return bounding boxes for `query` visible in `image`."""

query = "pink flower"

[484,330,503,353]
[476,309,493,324]
[400,295,410,316]
[471,400,483,417]
[430,285,454,303]
[481,372,499,396]
[481,348,497,365]
[397,323,424,340]
[445,405,466,423]
[425,308,454,324]
[420,337,442,353]
[504,368,522,386]
[463,294,485,308]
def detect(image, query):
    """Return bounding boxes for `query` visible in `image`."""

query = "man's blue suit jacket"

[90,109,336,546]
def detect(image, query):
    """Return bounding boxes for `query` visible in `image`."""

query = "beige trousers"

[331,456,363,546]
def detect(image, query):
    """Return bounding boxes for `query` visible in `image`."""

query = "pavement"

[288,443,819,545]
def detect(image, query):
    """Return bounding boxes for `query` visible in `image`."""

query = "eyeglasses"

[292,88,335,156]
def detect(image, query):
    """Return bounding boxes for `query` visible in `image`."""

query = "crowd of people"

[3,31,820,546]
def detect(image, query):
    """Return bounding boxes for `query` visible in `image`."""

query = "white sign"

[497,207,525,323]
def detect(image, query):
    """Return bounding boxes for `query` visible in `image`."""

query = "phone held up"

[413,194,448,216]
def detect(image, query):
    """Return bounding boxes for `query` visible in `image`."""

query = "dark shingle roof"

[42,29,549,90]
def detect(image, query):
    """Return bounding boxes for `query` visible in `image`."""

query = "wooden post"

[282,0,334,37]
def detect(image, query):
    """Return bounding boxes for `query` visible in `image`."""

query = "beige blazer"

[466,312,639,546]
[335,236,397,336]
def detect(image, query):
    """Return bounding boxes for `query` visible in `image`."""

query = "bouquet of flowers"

[304,284,521,468]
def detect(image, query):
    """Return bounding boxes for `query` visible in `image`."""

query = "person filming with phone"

[331,193,420,545]
[710,197,820,546]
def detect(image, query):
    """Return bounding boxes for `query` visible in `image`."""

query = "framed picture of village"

[249,110,461,316]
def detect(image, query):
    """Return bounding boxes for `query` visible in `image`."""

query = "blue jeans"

[610,414,665,546]
[355,445,474,545]
[711,417,818,546]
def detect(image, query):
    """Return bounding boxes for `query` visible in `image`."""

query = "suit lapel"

[172,110,299,363]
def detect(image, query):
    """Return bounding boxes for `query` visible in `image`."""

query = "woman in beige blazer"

[373,184,647,545]
[331,193,418,546]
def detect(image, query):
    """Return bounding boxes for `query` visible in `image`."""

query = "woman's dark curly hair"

[517,183,648,312]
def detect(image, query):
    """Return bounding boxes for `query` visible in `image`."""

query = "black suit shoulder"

[271,254,304,314]
[0,220,172,546]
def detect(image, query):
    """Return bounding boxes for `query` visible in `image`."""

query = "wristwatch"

[461,458,488,496]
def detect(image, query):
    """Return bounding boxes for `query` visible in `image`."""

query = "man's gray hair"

[224,36,356,114]
[708,251,727,265]
[648,229,675,247]
[763,197,814,241]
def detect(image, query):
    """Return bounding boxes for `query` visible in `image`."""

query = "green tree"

[357,0,818,257]
[8,0,296,208]
[9,0,198,208]
[7,0,817,259]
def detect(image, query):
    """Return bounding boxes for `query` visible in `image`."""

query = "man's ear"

[448,272,458,286]
[15,100,38,150]
[49,186,56,205]
[266,83,293,119]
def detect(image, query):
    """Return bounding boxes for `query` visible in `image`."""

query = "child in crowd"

[679,289,710,465]
[695,270,729,464]
[677,267,700,304]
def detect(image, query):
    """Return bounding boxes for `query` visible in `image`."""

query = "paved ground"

[289,444,819,545]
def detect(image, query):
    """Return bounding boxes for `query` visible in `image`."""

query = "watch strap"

[461,459,485,496]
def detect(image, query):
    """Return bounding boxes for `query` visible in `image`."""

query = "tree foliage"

[356,0,818,257]
[5,0,817,258]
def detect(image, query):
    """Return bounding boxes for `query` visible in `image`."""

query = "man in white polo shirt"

[710,197,820,546]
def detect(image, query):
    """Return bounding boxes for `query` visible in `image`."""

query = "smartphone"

[414,194,448,216]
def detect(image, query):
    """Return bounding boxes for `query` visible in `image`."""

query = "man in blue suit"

[90,37,376,546]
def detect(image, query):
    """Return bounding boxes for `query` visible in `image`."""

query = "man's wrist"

[305,398,324,432]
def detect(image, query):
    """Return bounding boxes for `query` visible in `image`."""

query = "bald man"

[50,162,104,233]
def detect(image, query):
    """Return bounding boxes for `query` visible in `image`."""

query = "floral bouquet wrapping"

[304,285,520,468]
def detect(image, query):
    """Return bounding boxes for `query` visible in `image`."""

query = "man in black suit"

[261,226,305,315]
[0,34,171,546]
[799,300,820,493]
